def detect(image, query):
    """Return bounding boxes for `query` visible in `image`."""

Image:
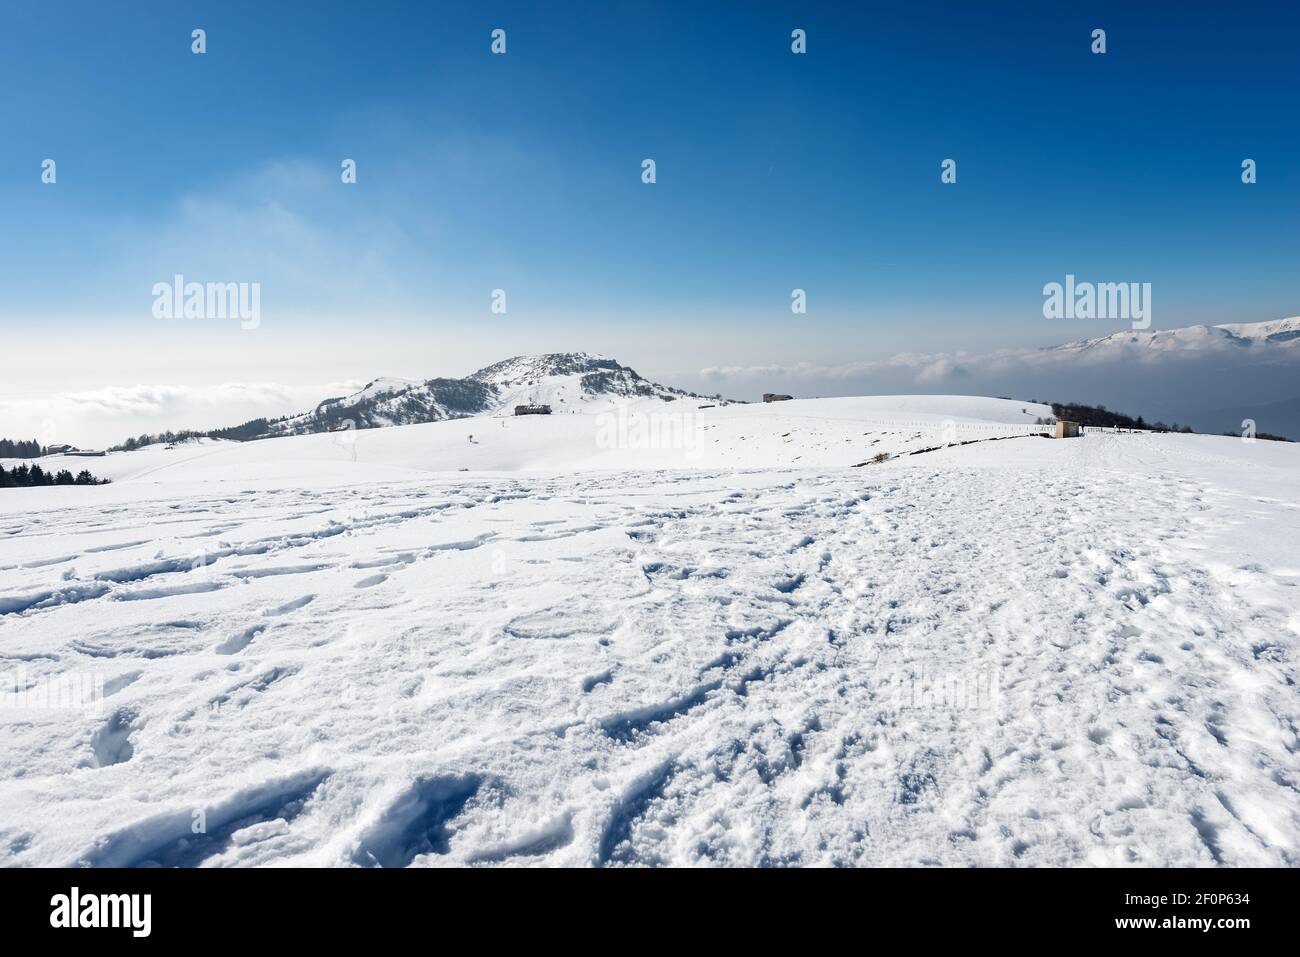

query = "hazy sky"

[2,1,1297,444]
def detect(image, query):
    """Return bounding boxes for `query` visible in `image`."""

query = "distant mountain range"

[1043,316,1300,357]
[1031,318,1300,436]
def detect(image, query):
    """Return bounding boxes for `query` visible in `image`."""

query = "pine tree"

[0,438,43,458]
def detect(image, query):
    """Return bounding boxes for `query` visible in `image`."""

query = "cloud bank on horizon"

[685,317,1300,436]
[0,381,361,450]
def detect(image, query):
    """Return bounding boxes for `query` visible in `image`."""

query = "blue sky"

[2,1,1297,435]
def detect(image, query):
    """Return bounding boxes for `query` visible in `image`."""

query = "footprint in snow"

[215,625,264,655]
[85,709,140,768]
[266,594,315,616]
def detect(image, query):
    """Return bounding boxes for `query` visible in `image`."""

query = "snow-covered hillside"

[22,394,1053,485]
[1,395,1298,867]
[258,353,702,438]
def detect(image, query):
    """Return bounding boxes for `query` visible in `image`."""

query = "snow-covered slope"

[266,376,500,435]
[1215,316,1300,342]
[19,394,1055,486]
[2,395,1298,868]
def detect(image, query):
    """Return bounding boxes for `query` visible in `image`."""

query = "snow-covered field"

[2,396,1298,866]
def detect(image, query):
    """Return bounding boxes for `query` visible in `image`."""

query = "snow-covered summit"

[468,352,696,414]
[341,377,421,402]
[467,352,619,385]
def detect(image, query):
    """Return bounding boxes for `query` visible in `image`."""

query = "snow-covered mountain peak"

[242,353,699,439]
[340,377,421,403]
[468,352,617,386]
[466,352,695,414]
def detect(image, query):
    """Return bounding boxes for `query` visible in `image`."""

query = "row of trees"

[112,429,207,452]
[110,417,277,451]
[0,464,109,488]
[1222,429,1292,442]
[0,438,45,458]
[1048,401,1194,433]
